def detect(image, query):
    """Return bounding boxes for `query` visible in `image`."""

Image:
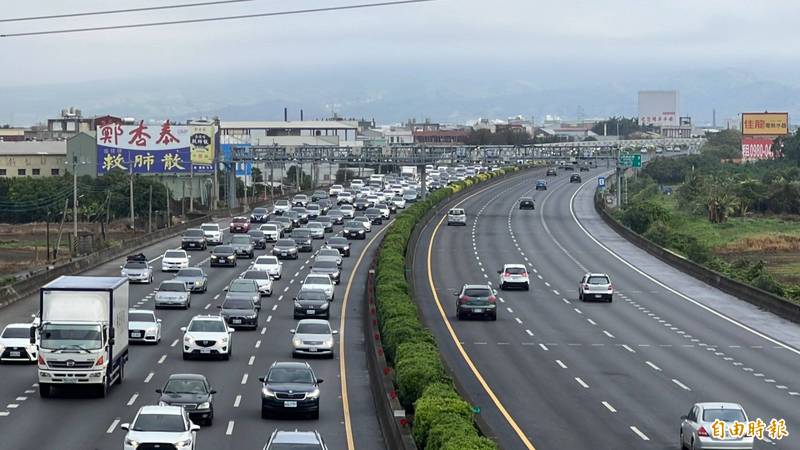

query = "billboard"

[741,113,789,136]
[638,90,679,127]
[221,143,252,176]
[741,137,775,161]
[96,121,216,174]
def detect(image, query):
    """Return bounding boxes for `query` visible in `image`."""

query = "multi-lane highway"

[414,165,800,449]
[0,211,387,450]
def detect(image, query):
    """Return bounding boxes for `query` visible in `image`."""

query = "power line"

[0,0,261,23]
[0,0,434,38]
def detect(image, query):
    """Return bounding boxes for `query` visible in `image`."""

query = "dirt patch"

[717,233,800,254]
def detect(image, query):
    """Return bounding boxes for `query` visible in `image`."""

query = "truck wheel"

[39,383,52,398]
[97,383,108,398]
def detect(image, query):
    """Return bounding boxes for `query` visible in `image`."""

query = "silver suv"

[578,273,613,302]
[447,208,466,226]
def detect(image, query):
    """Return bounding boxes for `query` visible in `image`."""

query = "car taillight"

[229,223,234,228]
[503,272,511,277]
[95,355,104,367]
[608,284,613,291]
[488,296,496,303]
[584,284,590,289]
[38,354,46,366]
[459,295,469,303]
[697,426,709,437]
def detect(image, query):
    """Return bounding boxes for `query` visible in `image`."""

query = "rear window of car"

[703,408,745,423]
[164,251,185,258]
[129,312,154,323]
[2,327,31,339]
[587,276,610,285]
[449,209,464,215]
[233,217,248,223]
[159,281,186,292]
[505,267,526,274]
[243,271,269,279]
[275,200,289,206]
[305,275,331,285]
[177,268,202,277]
[256,256,278,264]
[276,239,296,246]
[262,224,278,231]
[124,261,147,269]
[231,236,251,243]
[201,225,219,231]
[184,229,204,237]
[249,230,265,237]
[464,288,491,297]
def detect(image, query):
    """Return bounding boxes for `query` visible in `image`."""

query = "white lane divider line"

[525,329,534,336]
[552,290,560,295]
[213,293,220,300]
[6,404,18,409]
[144,372,154,383]
[241,373,249,385]
[272,304,278,311]
[621,344,636,353]
[507,307,514,313]
[284,286,290,292]
[0,411,9,417]
[157,354,166,364]
[556,360,567,369]
[171,339,179,347]
[539,343,549,351]
[574,308,583,314]
[603,330,615,339]
[255,340,261,349]
[127,393,138,406]
[602,401,617,413]
[587,318,596,326]
[204,304,211,310]
[562,298,571,304]
[575,377,589,388]
[672,379,692,391]
[266,316,272,324]
[630,426,650,441]
[106,419,120,434]
[544,282,551,287]
[248,356,255,366]
[234,395,242,408]
[515,317,523,324]
[225,420,235,436]
[645,361,662,371]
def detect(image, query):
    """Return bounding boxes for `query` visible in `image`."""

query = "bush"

[427,414,478,450]
[439,435,497,450]
[395,346,446,409]
[643,221,671,247]
[413,394,473,447]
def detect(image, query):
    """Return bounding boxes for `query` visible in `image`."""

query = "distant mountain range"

[3,67,799,127]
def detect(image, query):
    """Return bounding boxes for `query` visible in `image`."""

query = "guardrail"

[593,184,800,324]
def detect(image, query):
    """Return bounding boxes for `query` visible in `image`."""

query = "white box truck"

[34,276,129,398]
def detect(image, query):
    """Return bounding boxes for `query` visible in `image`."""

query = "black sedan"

[546,168,558,176]
[519,198,535,210]
[343,221,366,239]
[293,289,331,319]
[570,174,582,183]
[157,374,216,426]
[364,208,383,225]
[210,245,237,267]
[325,237,351,256]
[250,207,270,223]
[259,362,322,419]
[248,230,268,249]
[272,239,299,260]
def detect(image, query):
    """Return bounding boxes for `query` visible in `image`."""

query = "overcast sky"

[2,0,799,125]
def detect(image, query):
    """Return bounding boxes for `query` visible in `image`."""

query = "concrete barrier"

[593,187,800,324]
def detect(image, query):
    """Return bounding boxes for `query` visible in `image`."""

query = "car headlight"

[159,400,169,406]
[220,336,229,343]
[175,438,192,448]
[227,256,235,260]
[247,313,258,319]
[319,302,329,310]
[324,338,334,348]
[125,436,139,446]
[306,388,320,399]
[184,336,194,344]
[147,327,158,335]
[197,402,210,410]
[211,255,218,259]
[0,344,5,353]
[294,302,303,308]
[121,270,128,275]
[262,386,275,397]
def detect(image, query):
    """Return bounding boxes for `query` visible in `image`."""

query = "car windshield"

[132,413,186,432]
[164,251,185,259]
[262,224,278,231]
[464,288,492,297]
[214,246,234,254]
[345,222,360,228]
[505,267,526,274]
[1,327,31,339]
[188,320,225,332]
[298,291,328,301]
[268,367,314,384]
[314,261,337,269]
[703,408,746,423]
[449,209,464,215]
[587,276,610,285]
[124,261,147,269]
[201,225,218,232]
[40,323,102,350]
[231,236,251,244]
[163,379,207,394]
[308,223,323,229]
[307,205,320,211]
[329,238,347,245]
[252,208,267,214]
[318,217,331,222]
[256,256,278,265]
[276,239,296,247]
[319,250,339,257]
[249,231,264,237]
[229,281,256,292]
[233,218,248,223]
[243,271,268,280]
[366,209,380,215]
[184,229,204,237]
[223,298,254,309]
[177,268,202,277]
[296,323,331,334]
[160,282,186,292]
[305,276,331,285]
[275,200,289,206]
[129,312,155,323]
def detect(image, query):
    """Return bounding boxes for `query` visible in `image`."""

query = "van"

[447,208,466,226]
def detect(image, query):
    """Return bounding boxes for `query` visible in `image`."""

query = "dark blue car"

[535,179,547,190]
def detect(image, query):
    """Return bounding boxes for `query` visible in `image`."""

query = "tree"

[336,168,355,183]
[591,116,654,137]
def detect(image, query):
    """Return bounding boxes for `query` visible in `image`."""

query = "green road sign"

[618,154,642,168]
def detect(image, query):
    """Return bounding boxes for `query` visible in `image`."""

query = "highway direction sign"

[618,154,642,168]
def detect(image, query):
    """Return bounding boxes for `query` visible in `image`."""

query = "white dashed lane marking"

[602,401,617,413]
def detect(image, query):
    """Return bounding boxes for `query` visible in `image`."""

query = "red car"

[229,217,251,233]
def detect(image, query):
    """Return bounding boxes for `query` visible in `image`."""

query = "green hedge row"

[374,166,524,449]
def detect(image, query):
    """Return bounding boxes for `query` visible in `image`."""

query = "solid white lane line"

[646,361,662,371]
[127,393,138,406]
[556,360,567,369]
[575,377,589,388]
[225,420,235,435]
[630,426,650,441]
[234,395,242,408]
[241,373,248,384]
[248,356,255,366]
[144,372,154,383]
[157,354,166,364]
[672,379,692,391]
[602,401,617,413]
[106,419,120,434]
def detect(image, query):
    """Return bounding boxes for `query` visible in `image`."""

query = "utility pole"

[166,185,171,227]
[72,156,78,245]
[189,164,194,212]
[129,170,135,233]
[148,184,153,233]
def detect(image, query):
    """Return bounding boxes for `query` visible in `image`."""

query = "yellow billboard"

[742,113,789,136]
[189,125,216,169]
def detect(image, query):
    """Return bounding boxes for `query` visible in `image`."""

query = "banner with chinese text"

[189,125,216,173]
[741,113,789,136]
[741,137,775,161]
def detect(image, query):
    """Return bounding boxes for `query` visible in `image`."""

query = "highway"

[0,211,387,450]
[414,165,800,449]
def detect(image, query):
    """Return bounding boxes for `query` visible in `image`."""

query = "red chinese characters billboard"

[741,137,775,161]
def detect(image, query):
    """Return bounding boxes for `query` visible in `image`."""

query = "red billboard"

[741,137,775,161]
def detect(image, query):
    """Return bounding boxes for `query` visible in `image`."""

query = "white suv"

[181,315,234,360]
[122,405,199,450]
[329,184,344,196]
[578,273,613,302]
[447,208,466,226]
[201,223,222,245]
[498,264,530,290]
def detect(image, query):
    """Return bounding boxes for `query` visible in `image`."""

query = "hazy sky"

[2,0,799,125]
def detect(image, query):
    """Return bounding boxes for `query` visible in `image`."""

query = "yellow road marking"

[340,219,395,450]
[426,180,537,450]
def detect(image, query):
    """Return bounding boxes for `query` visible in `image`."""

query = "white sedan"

[128,309,162,344]
[122,405,199,450]
[240,270,273,296]
[0,323,37,362]
[251,255,283,280]
[161,249,190,272]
